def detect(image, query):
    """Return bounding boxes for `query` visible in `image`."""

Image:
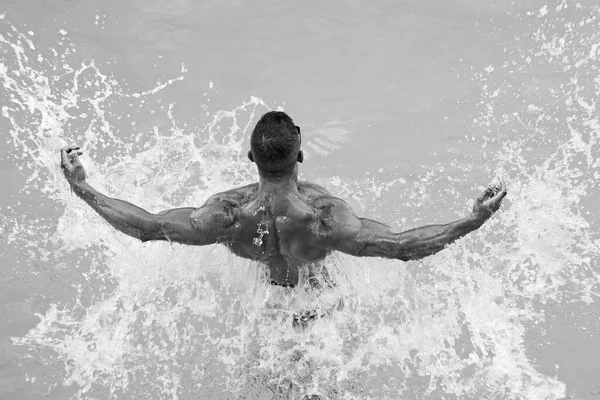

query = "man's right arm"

[319,183,507,261]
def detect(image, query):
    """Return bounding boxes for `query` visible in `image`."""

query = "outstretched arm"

[60,146,227,245]
[322,183,507,261]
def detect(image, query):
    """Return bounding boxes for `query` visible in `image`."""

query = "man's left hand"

[60,146,86,185]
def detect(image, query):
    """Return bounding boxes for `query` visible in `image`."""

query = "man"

[60,111,507,287]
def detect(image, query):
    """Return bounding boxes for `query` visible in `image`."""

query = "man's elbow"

[136,218,165,242]
[138,229,163,242]
[396,244,447,261]
[392,247,414,261]
[395,253,412,262]
[139,234,155,243]
[354,242,411,261]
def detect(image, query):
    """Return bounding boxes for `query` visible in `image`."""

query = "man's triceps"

[328,214,440,261]
[358,219,482,261]
[150,204,238,246]
[321,200,405,259]
[351,219,413,260]
[147,207,201,244]
[321,194,490,261]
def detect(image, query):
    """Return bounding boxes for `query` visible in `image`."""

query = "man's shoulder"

[298,180,334,199]
[311,195,359,236]
[191,183,259,229]
[296,180,353,210]
[205,183,259,204]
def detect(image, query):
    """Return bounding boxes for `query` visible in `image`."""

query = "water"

[1,1,599,399]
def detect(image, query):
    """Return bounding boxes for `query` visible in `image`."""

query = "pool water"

[1,1,599,399]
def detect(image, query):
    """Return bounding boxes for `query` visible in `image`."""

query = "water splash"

[1,4,599,400]
[253,222,270,247]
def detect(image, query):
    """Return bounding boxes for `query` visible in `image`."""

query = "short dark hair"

[250,111,300,172]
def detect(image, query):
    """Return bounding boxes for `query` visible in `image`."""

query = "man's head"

[248,111,303,174]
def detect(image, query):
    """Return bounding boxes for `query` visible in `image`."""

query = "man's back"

[193,181,338,286]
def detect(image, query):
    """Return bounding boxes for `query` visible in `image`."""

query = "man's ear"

[297,150,304,163]
[247,150,254,162]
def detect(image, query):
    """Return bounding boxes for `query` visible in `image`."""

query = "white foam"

[2,5,599,398]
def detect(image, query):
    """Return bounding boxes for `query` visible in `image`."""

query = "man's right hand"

[472,181,507,221]
[61,146,86,185]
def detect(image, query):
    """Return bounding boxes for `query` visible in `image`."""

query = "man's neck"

[257,167,299,195]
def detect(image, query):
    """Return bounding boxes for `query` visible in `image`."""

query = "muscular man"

[60,111,507,287]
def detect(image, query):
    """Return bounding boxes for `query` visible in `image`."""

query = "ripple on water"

[1,3,599,399]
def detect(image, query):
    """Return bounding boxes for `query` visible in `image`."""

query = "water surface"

[1,1,599,399]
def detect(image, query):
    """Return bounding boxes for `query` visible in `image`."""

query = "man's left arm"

[60,146,225,245]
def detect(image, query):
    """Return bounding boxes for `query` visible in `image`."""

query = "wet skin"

[202,181,336,286]
[60,146,507,287]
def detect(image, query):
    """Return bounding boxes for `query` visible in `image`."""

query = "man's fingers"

[65,146,80,154]
[60,146,83,172]
[477,186,495,202]
[60,148,70,165]
[478,181,507,207]
[61,146,80,157]
[496,190,507,201]
[497,180,507,197]
[490,186,507,203]
[476,191,487,202]
[489,181,507,197]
